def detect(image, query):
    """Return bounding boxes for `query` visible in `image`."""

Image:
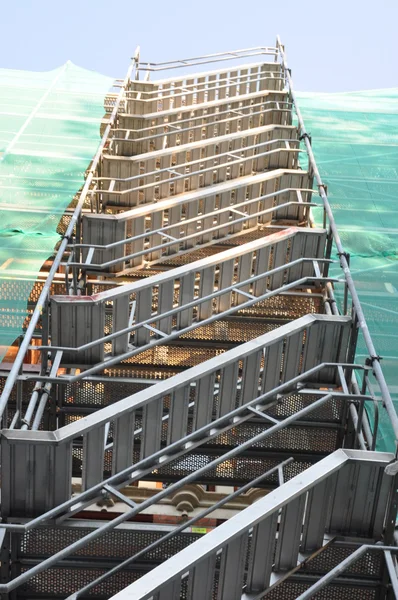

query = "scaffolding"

[0,39,397,599]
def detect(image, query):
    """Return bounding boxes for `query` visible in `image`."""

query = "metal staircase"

[0,40,398,599]
[111,449,398,600]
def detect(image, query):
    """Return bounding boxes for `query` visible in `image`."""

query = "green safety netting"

[0,62,113,361]
[297,89,398,452]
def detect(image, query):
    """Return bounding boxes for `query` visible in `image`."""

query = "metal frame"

[136,47,279,72]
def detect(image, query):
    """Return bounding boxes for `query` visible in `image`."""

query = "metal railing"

[136,46,279,72]
[0,367,373,595]
[126,61,284,113]
[112,97,292,151]
[72,187,313,278]
[101,130,300,197]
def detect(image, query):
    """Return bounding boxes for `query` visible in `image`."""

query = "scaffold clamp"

[299,131,312,145]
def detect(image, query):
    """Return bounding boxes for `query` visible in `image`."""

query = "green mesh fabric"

[297,89,398,451]
[0,62,113,361]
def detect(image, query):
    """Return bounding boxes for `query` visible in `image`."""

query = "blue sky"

[2,0,398,91]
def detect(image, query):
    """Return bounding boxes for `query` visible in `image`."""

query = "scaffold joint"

[299,131,312,145]
[365,355,383,367]
[325,297,337,305]
[337,251,350,265]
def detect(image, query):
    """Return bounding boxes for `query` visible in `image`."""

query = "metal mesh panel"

[236,294,322,319]
[179,319,277,343]
[262,581,378,600]
[104,366,181,380]
[151,451,314,485]
[17,526,202,598]
[60,380,150,409]
[18,565,145,598]
[0,280,63,306]
[156,228,282,266]
[217,228,284,245]
[0,377,36,404]
[267,393,344,423]
[121,345,225,368]
[211,423,339,453]
[300,546,383,578]
[18,526,201,561]
[70,443,315,483]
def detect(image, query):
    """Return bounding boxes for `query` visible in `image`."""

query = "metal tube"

[20,386,42,430]
[384,551,398,598]
[0,50,140,415]
[363,373,380,451]
[31,391,49,431]
[0,394,333,593]
[29,352,62,430]
[349,404,367,450]
[351,372,373,449]
[9,410,20,430]
[276,37,398,443]
[141,46,277,70]
[66,458,294,600]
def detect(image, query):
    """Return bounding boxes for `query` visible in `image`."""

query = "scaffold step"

[98,152,308,210]
[126,61,284,114]
[82,171,312,275]
[100,126,300,209]
[115,95,292,152]
[51,227,327,364]
[118,90,288,128]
